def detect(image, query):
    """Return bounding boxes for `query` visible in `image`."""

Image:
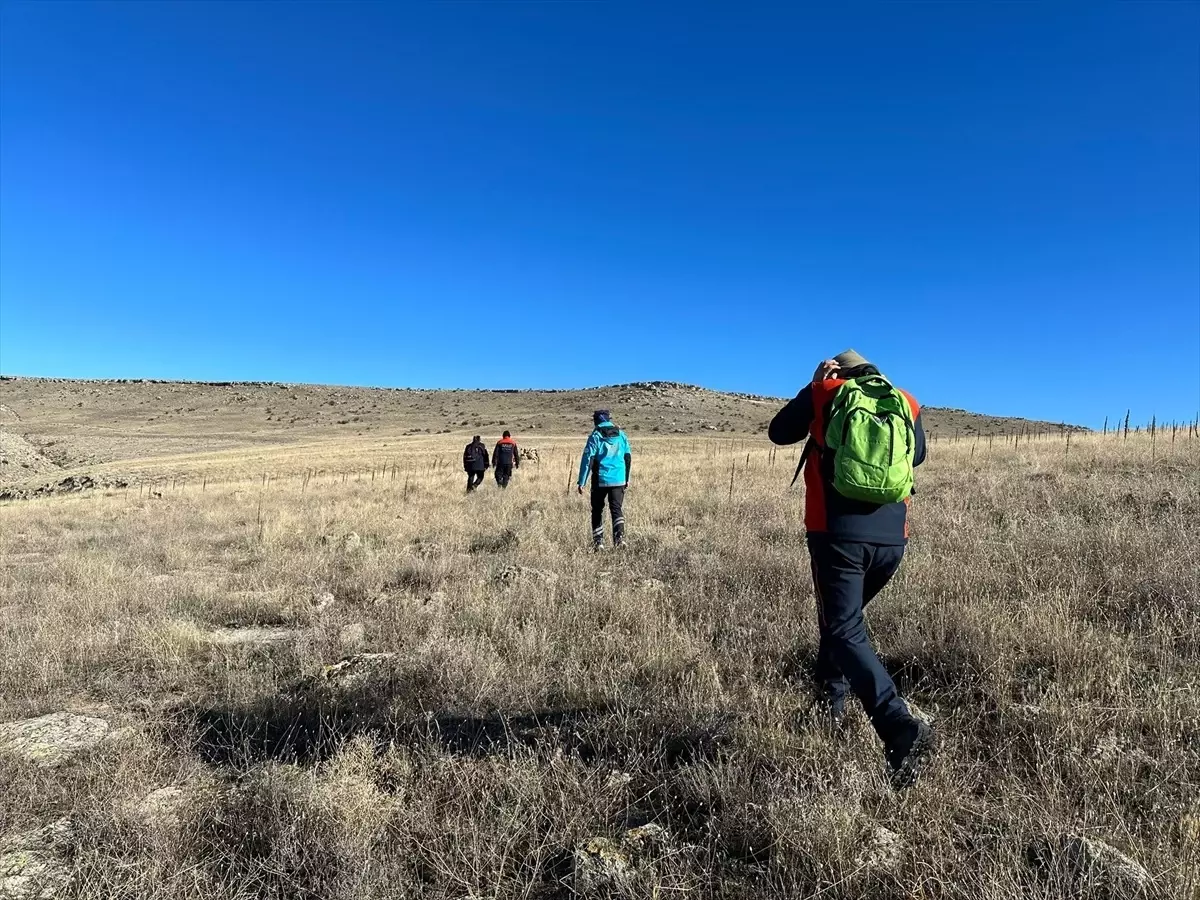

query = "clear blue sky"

[1,2,1197,426]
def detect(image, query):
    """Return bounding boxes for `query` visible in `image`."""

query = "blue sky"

[1,2,1196,426]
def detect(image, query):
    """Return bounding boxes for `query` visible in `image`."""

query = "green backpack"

[824,375,916,504]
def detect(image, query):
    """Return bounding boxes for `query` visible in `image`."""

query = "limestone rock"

[496,565,558,586]
[1061,834,1150,891]
[0,819,73,899]
[1029,833,1151,894]
[136,787,187,829]
[575,824,674,891]
[0,713,109,767]
[855,825,903,873]
[575,836,636,890]
[322,652,397,690]
[206,626,299,645]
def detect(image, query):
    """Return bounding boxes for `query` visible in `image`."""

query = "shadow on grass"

[174,678,737,775]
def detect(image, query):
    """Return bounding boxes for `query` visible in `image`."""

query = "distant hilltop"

[0,374,780,403]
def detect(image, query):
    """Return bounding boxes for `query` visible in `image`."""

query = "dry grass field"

[0,390,1196,898]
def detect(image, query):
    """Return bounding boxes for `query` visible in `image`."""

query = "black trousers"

[466,470,486,491]
[808,537,912,741]
[591,485,625,546]
[495,465,513,487]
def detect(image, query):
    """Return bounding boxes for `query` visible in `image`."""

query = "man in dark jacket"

[769,349,933,787]
[492,431,520,488]
[463,435,489,492]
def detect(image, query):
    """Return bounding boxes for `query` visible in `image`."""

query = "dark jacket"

[463,440,490,472]
[492,437,519,469]
[769,378,927,545]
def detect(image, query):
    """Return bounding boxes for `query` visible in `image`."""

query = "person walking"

[492,431,520,488]
[576,410,631,550]
[462,435,489,492]
[769,349,933,787]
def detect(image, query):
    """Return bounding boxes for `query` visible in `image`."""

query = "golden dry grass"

[0,430,1196,898]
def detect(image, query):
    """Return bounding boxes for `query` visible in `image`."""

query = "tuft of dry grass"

[0,432,1196,898]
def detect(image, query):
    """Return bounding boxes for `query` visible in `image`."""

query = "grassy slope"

[0,430,1195,898]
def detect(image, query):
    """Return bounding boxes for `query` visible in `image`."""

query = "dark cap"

[593,409,611,426]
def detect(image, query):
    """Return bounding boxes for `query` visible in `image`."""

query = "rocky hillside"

[0,376,1082,481]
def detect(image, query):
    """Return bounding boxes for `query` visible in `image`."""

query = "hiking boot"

[824,693,848,729]
[886,719,935,789]
[592,542,605,553]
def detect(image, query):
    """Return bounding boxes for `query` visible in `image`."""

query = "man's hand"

[576,485,585,495]
[812,359,841,384]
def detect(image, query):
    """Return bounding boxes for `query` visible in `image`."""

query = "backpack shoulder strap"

[790,438,818,487]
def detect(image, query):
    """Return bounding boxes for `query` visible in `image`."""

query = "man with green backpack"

[769,349,932,787]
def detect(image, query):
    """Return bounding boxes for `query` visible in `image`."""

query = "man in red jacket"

[769,349,933,788]
[492,431,520,488]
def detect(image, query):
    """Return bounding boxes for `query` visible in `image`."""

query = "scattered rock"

[518,447,540,463]
[496,565,558,586]
[1062,835,1150,891]
[1029,833,1150,893]
[322,652,398,690]
[136,787,187,829]
[205,626,300,646]
[640,578,666,594]
[0,474,128,502]
[620,824,668,856]
[0,818,73,899]
[604,770,633,790]
[339,622,367,649]
[574,824,675,891]
[313,591,337,613]
[341,532,362,552]
[855,825,903,872]
[520,501,545,520]
[0,713,109,767]
[575,837,636,890]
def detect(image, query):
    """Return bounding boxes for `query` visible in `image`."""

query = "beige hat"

[833,348,871,369]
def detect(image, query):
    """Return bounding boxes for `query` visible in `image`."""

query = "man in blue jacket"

[577,410,632,550]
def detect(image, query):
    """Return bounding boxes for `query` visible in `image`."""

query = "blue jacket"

[577,421,632,488]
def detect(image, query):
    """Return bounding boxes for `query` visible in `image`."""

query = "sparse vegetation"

[0,386,1196,898]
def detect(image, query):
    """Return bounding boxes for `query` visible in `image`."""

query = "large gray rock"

[0,819,73,899]
[0,713,109,767]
